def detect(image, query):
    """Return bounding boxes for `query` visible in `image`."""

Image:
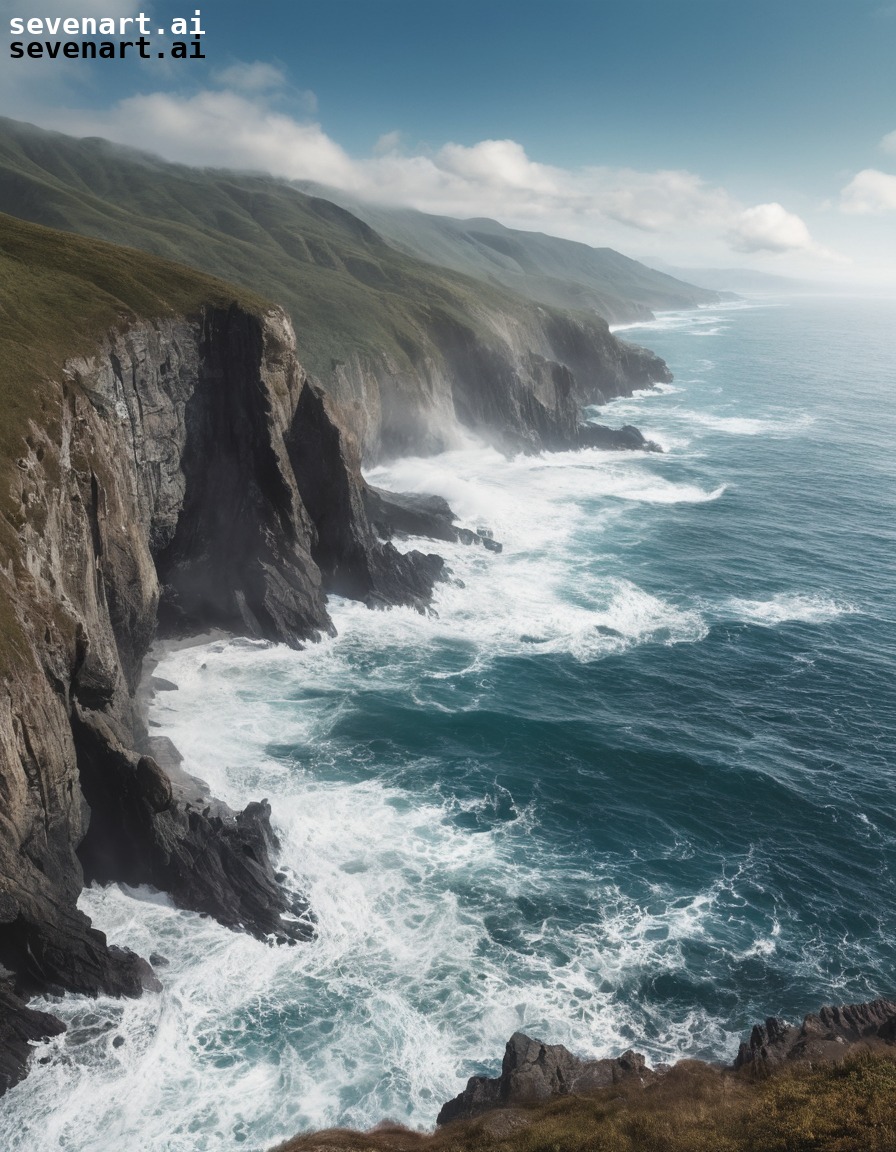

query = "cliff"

[0,118,671,461]
[0,214,445,1092]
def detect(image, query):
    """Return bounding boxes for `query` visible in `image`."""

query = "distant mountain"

[0,117,668,460]
[297,186,723,323]
[656,265,823,296]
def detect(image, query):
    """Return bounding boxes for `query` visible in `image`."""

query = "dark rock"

[148,953,169,968]
[0,978,66,1095]
[480,536,503,554]
[437,1032,653,1125]
[365,486,459,543]
[74,707,313,944]
[149,677,178,692]
[287,381,446,612]
[154,306,331,647]
[734,997,896,1071]
[576,423,663,453]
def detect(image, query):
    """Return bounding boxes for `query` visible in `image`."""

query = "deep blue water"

[2,297,894,1152]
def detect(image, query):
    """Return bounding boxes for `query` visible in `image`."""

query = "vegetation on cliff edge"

[274,1052,896,1152]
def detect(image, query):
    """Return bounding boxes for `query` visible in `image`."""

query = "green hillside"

[297,188,723,322]
[0,117,605,383]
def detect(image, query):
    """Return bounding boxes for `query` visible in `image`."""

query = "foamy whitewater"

[2,297,895,1152]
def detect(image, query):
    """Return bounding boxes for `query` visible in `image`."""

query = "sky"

[3,0,896,284]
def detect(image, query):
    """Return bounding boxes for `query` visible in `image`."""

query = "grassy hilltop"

[0,117,701,398]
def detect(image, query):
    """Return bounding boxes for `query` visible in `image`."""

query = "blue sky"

[4,0,896,282]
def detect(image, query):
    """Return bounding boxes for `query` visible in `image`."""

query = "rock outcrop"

[437,998,896,1127]
[0,973,67,1095]
[437,1032,654,1125]
[0,297,446,1094]
[576,423,662,453]
[734,997,896,1071]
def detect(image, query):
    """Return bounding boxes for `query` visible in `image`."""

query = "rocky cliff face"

[0,302,444,1093]
[325,305,671,460]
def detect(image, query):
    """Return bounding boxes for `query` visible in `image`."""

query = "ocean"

[2,296,894,1151]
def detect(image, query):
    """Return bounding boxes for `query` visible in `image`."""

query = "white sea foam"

[723,593,857,627]
[682,410,814,437]
[0,655,748,1150]
[0,441,737,1152]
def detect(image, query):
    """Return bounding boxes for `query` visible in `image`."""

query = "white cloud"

[89,90,359,186]
[881,129,896,153]
[727,202,815,253]
[839,168,896,213]
[213,62,289,94]
[26,79,829,267]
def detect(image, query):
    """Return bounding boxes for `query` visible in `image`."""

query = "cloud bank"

[36,80,828,265]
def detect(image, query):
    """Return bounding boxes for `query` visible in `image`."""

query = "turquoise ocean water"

[2,297,894,1151]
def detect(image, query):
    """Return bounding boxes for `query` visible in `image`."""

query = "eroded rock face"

[287,381,445,611]
[437,1032,653,1125]
[734,998,896,1070]
[326,307,672,462]
[438,998,896,1127]
[0,974,67,1095]
[0,302,444,1091]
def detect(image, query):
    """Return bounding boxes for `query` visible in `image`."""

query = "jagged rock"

[288,381,445,611]
[0,976,66,1094]
[735,997,896,1071]
[365,486,505,554]
[437,1032,653,1125]
[73,707,312,942]
[365,487,459,544]
[0,296,448,1092]
[577,423,663,453]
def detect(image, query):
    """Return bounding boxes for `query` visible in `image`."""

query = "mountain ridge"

[0,116,671,460]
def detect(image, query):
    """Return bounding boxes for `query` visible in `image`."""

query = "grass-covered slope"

[296,190,723,323]
[0,118,672,437]
[0,210,268,669]
[0,117,581,381]
[276,1053,896,1152]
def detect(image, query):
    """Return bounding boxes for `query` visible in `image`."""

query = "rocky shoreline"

[0,215,673,1098]
[438,997,896,1126]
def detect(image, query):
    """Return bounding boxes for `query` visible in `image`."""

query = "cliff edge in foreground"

[275,998,896,1152]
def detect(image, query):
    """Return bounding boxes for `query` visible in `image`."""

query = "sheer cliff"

[0,214,443,1092]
